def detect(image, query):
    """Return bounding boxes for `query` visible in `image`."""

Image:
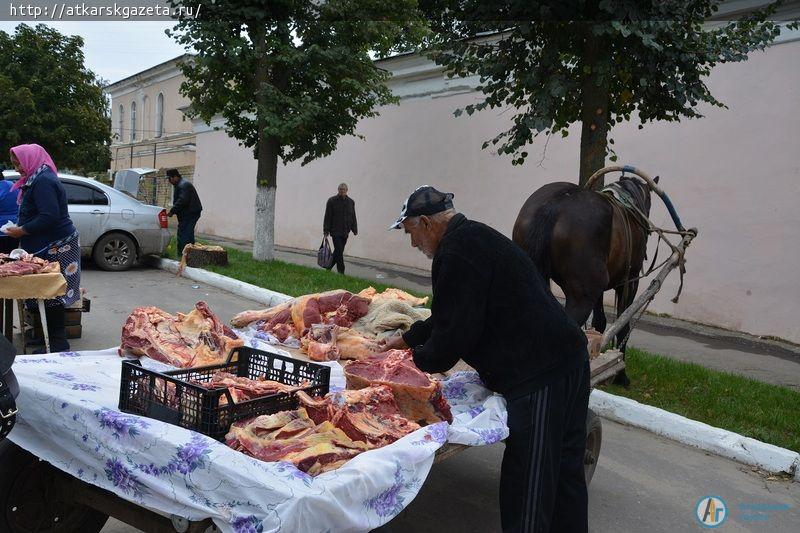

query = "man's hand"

[378,333,409,352]
[167,210,175,217]
[4,225,26,239]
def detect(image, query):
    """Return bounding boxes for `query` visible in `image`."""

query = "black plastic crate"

[118,346,330,440]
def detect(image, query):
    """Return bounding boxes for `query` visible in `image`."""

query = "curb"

[149,257,292,307]
[590,389,800,479]
[150,256,800,480]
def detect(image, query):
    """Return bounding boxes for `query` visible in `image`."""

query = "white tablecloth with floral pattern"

[8,337,508,533]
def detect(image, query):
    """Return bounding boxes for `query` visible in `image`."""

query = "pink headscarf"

[9,144,58,203]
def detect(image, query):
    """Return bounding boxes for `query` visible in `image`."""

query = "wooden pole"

[601,230,697,347]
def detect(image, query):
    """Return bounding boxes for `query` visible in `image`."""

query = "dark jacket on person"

[0,180,18,227]
[402,214,588,397]
[17,167,76,253]
[169,178,202,218]
[323,195,357,236]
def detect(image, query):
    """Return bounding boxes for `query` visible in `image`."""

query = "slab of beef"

[344,349,453,425]
[230,290,370,340]
[226,408,371,475]
[297,385,420,446]
[290,290,370,335]
[300,324,380,362]
[357,287,429,307]
[195,371,311,404]
[0,254,60,277]
[119,301,244,368]
[230,301,293,330]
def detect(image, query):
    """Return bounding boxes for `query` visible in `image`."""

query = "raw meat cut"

[120,302,244,368]
[195,371,311,404]
[353,299,431,337]
[344,350,453,425]
[290,290,370,335]
[226,408,371,475]
[297,385,420,446]
[230,290,370,339]
[335,328,382,360]
[357,287,429,307]
[301,324,340,362]
[300,324,380,362]
[0,253,60,277]
[231,301,293,329]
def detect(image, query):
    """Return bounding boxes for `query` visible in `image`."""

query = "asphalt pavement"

[39,264,797,533]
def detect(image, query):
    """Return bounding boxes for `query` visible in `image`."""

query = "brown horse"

[512,176,657,386]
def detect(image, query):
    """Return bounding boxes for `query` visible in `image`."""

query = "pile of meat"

[226,349,453,474]
[0,253,60,278]
[119,301,244,368]
[227,384,423,475]
[231,287,430,362]
[194,371,311,405]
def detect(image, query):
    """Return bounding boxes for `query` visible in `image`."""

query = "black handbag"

[0,335,18,440]
[317,237,334,269]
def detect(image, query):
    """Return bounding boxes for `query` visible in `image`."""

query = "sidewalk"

[198,233,800,391]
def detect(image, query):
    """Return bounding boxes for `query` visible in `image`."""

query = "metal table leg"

[37,299,50,354]
[16,299,26,354]
[2,299,11,341]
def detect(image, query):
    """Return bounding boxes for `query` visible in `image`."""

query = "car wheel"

[93,233,137,271]
[0,440,109,532]
[584,408,602,485]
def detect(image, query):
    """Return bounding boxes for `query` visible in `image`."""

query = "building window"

[130,101,137,142]
[118,104,124,140]
[142,95,149,139]
[156,93,164,138]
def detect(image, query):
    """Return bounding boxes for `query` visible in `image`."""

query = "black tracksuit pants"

[330,234,348,274]
[500,360,590,533]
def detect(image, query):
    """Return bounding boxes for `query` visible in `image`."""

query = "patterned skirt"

[38,231,81,308]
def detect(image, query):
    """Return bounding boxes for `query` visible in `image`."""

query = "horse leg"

[612,279,639,387]
[591,296,607,332]
[565,294,597,329]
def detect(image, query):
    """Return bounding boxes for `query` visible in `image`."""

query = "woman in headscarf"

[6,144,80,352]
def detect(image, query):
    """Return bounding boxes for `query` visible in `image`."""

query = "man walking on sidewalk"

[323,183,357,274]
[167,169,203,257]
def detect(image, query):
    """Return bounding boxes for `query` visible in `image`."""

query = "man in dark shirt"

[323,183,357,274]
[166,169,203,256]
[383,186,590,533]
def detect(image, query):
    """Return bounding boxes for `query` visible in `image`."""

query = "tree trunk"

[579,18,610,188]
[253,133,279,261]
[251,22,288,262]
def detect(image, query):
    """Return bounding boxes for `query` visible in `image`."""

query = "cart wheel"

[0,440,109,532]
[584,408,602,485]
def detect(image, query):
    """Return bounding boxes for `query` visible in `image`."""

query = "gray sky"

[0,21,187,83]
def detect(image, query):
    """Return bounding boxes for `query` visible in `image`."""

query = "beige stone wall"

[108,67,195,174]
[191,39,800,343]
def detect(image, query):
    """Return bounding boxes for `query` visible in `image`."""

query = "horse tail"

[523,202,561,283]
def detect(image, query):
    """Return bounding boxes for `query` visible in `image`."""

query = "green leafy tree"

[169,0,426,261]
[421,0,794,185]
[0,24,111,173]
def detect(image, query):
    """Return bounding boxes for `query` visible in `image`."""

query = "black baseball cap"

[389,185,455,229]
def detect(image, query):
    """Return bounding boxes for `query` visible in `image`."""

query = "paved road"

[36,265,793,533]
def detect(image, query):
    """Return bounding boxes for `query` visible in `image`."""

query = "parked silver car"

[2,171,171,271]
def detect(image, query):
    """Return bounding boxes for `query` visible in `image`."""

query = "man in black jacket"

[166,169,203,256]
[323,183,357,274]
[384,186,590,533]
